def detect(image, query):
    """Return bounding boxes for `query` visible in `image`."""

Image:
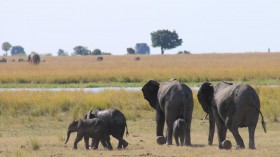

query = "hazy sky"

[1,0,279,55]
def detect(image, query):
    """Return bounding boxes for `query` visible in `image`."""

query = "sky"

[1,0,280,55]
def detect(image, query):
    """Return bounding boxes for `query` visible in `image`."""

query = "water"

[0,87,200,93]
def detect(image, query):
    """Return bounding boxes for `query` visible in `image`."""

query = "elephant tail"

[125,124,129,136]
[259,111,267,133]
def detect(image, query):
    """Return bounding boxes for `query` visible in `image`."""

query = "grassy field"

[1,53,280,156]
[0,88,279,157]
[0,53,280,86]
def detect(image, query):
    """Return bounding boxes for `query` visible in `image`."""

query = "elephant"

[96,56,103,61]
[0,58,7,63]
[197,81,266,149]
[65,118,112,150]
[142,78,194,145]
[84,108,129,149]
[173,118,187,146]
[28,52,41,64]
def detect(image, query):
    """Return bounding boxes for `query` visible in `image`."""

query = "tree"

[57,49,68,56]
[151,29,183,54]
[92,49,102,55]
[73,46,90,55]
[2,42,12,56]
[11,46,25,56]
[127,48,135,54]
[135,43,150,54]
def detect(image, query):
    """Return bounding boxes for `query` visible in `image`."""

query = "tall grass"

[0,90,151,120]
[1,53,280,84]
[0,87,279,121]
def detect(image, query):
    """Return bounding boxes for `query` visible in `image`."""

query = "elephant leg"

[156,107,165,137]
[173,132,182,146]
[103,135,113,150]
[73,134,83,149]
[230,128,245,149]
[248,126,256,149]
[165,114,175,145]
[180,135,185,146]
[156,107,165,145]
[92,137,100,150]
[208,113,215,145]
[212,108,227,149]
[84,136,90,150]
[184,118,192,146]
[101,139,108,148]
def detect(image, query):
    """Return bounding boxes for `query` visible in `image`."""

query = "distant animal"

[173,118,187,146]
[65,118,112,150]
[84,108,129,149]
[197,81,266,149]
[134,57,140,61]
[18,58,24,62]
[0,58,7,63]
[96,56,103,61]
[28,52,41,64]
[11,59,15,62]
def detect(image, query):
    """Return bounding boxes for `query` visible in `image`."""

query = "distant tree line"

[2,29,185,56]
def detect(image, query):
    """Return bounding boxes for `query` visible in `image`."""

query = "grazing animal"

[84,108,129,149]
[0,58,7,63]
[173,118,187,146]
[65,118,112,150]
[28,52,41,64]
[197,81,266,149]
[142,78,193,146]
[96,56,103,61]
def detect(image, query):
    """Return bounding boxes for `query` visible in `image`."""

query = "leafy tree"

[57,49,68,56]
[151,29,183,54]
[127,48,135,54]
[135,43,150,54]
[73,46,90,55]
[2,42,12,56]
[92,49,102,55]
[11,46,26,56]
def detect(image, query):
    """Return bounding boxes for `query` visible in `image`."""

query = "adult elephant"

[28,52,41,64]
[142,78,193,145]
[197,81,266,149]
[84,108,129,149]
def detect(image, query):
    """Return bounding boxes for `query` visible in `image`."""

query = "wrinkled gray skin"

[142,78,194,146]
[197,81,266,149]
[65,118,112,150]
[84,108,129,149]
[28,53,41,64]
[173,118,187,146]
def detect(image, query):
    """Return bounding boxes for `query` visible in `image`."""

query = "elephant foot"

[157,136,166,145]
[222,140,232,150]
[122,141,128,149]
[185,142,192,146]
[236,145,245,150]
[249,146,256,150]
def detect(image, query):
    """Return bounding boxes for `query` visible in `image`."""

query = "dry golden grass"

[1,53,280,84]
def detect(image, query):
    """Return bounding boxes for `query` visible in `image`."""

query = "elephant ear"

[197,82,214,113]
[142,80,160,109]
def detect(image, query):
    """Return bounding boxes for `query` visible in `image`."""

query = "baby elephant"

[65,118,112,150]
[173,118,187,146]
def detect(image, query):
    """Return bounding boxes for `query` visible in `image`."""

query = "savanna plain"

[0,53,280,157]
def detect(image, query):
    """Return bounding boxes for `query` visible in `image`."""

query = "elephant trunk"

[65,131,71,144]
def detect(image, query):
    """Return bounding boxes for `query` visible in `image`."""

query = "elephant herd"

[65,78,267,151]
